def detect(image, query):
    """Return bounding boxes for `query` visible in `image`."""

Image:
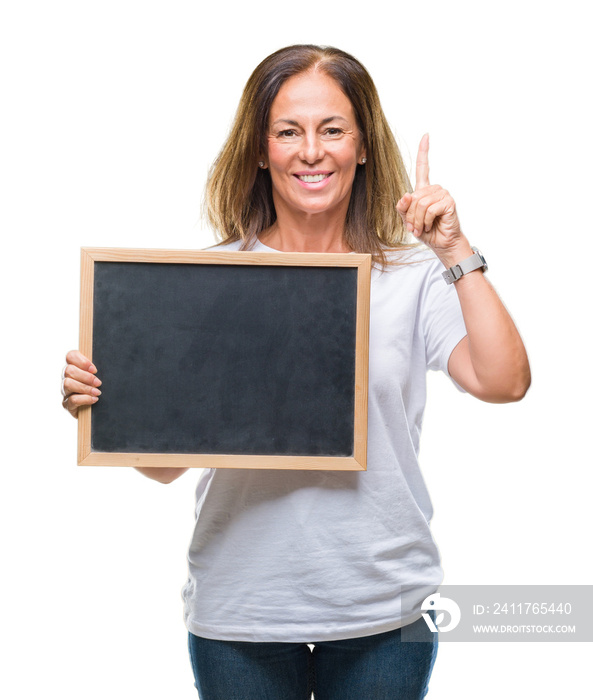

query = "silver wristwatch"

[442,247,488,284]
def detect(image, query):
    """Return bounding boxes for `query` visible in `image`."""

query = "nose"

[299,131,324,164]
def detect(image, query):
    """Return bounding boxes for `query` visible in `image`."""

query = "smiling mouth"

[295,173,332,183]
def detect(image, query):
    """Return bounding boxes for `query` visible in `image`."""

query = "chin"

[287,194,349,217]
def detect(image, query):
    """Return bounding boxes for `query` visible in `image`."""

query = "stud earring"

[258,161,265,168]
[361,157,367,164]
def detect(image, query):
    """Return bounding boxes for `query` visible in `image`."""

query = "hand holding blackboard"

[62,349,191,483]
[62,350,101,418]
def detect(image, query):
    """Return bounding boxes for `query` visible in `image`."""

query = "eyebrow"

[270,116,349,128]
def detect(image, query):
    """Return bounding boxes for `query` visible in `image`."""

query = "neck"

[259,202,351,254]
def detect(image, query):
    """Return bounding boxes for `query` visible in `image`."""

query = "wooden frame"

[78,247,371,470]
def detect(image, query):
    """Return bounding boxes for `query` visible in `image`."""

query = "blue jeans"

[188,615,438,699]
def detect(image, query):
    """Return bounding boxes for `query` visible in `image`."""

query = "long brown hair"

[205,45,415,266]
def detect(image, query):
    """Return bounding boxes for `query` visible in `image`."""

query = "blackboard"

[78,248,370,470]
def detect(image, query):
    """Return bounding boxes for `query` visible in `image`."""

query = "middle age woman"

[62,45,530,699]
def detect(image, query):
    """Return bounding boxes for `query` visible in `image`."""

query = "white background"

[1,1,591,698]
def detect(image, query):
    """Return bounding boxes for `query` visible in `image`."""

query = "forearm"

[447,256,531,402]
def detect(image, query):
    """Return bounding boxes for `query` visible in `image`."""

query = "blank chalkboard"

[78,248,370,470]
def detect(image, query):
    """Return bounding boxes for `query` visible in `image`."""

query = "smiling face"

[265,70,366,223]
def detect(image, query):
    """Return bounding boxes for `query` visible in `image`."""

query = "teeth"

[298,174,328,183]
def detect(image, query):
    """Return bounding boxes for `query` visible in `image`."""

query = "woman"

[63,45,530,699]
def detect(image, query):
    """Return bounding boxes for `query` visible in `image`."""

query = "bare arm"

[133,466,190,484]
[397,135,531,402]
[446,265,530,402]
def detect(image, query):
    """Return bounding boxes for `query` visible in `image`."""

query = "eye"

[277,129,297,138]
[324,127,344,138]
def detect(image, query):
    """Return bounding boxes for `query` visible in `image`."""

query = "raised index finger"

[415,133,430,190]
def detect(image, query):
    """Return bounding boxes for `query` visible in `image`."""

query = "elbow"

[134,467,189,484]
[470,360,532,404]
[518,376,532,401]
[508,362,532,402]
[489,347,532,403]
[155,468,189,484]
[514,374,532,402]
[489,367,532,404]
[155,474,177,485]
[505,379,531,403]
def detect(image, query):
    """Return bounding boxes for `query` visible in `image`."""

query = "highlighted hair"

[205,44,415,266]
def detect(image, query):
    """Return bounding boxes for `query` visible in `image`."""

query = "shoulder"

[203,239,244,252]
[373,245,459,313]
[377,245,444,281]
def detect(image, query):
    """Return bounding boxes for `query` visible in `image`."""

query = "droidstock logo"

[421,593,461,633]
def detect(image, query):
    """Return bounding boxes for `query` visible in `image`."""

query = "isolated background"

[1,1,591,698]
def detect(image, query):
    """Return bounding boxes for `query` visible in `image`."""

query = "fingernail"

[413,229,421,237]
[93,377,102,387]
[92,388,102,396]
[406,222,414,233]
[91,396,99,403]
[89,363,97,373]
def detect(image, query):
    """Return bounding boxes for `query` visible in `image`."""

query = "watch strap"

[442,247,488,284]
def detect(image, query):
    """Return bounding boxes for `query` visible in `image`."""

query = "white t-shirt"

[181,238,467,642]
